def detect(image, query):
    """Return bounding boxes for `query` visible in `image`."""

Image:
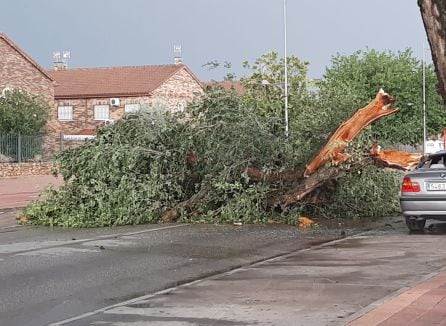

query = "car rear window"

[418,153,446,169]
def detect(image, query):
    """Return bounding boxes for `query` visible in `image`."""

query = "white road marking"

[0,224,187,256]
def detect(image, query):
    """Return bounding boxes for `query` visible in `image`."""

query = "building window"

[94,105,110,120]
[58,106,73,120]
[125,103,141,113]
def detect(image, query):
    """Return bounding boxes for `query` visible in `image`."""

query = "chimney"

[173,44,182,65]
[53,51,70,70]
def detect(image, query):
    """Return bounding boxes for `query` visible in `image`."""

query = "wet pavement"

[0,222,345,326]
[46,220,446,326]
[2,216,446,326]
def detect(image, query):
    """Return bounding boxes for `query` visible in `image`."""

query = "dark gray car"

[400,150,446,231]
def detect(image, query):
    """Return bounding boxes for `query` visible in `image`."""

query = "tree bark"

[419,0,446,104]
[161,184,213,222]
[304,89,398,177]
[245,167,304,183]
[279,166,343,207]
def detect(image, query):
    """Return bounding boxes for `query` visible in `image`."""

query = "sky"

[0,0,430,81]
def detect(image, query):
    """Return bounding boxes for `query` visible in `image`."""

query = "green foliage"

[242,51,311,122]
[0,89,50,135]
[318,49,446,145]
[25,89,292,227]
[316,165,403,219]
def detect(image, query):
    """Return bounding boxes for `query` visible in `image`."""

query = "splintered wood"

[370,144,422,170]
[304,89,398,177]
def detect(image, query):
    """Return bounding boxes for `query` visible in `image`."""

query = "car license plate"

[427,182,446,191]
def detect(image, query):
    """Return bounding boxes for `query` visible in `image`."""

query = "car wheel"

[405,217,426,232]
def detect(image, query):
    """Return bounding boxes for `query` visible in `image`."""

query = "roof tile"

[48,64,185,99]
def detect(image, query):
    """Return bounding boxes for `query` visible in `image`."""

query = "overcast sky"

[0,0,430,81]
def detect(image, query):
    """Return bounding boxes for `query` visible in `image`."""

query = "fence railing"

[395,144,423,153]
[0,133,44,163]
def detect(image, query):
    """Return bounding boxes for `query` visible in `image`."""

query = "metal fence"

[395,144,423,153]
[0,133,44,163]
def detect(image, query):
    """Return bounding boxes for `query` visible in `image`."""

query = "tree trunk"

[245,167,304,183]
[419,0,446,104]
[277,166,343,208]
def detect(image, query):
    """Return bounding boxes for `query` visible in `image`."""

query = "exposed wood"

[370,144,422,170]
[304,89,398,177]
[419,0,446,104]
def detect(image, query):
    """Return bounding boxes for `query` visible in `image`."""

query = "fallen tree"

[163,89,400,220]
[24,88,405,227]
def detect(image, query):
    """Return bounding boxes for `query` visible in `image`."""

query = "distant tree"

[317,49,446,145]
[241,51,310,121]
[0,89,50,135]
[419,0,446,104]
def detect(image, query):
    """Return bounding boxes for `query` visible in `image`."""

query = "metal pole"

[17,132,21,163]
[283,0,289,137]
[423,43,427,155]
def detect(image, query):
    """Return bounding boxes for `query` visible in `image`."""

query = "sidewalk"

[0,175,63,209]
[51,230,446,326]
[348,271,446,325]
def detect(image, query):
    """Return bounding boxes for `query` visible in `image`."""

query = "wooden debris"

[298,216,316,230]
[370,144,422,170]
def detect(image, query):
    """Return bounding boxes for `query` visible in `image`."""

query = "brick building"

[47,64,203,139]
[0,33,54,106]
[0,32,204,155]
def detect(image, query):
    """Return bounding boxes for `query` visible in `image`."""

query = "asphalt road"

[48,221,446,326]
[0,222,344,326]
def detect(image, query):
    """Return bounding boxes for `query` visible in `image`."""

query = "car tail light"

[402,176,420,192]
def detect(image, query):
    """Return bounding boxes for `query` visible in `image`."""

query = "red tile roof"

[48,64,196,99]
[0,32,53,81]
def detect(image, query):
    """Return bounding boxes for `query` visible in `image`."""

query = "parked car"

[400,150,446,231]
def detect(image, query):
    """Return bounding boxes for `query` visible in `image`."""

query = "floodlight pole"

[283,0,289,137]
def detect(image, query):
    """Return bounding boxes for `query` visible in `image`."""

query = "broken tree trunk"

[370,144,422,170]
[304,89,398,177]
[277,166,343,208]
[268,90,399,208]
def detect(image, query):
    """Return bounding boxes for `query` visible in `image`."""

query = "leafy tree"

[242,51,311,122]
[0,89,50,135]
[317,49,446,145]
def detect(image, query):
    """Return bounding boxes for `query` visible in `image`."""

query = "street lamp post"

[283,0,289,137]
[422,43,427,155]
